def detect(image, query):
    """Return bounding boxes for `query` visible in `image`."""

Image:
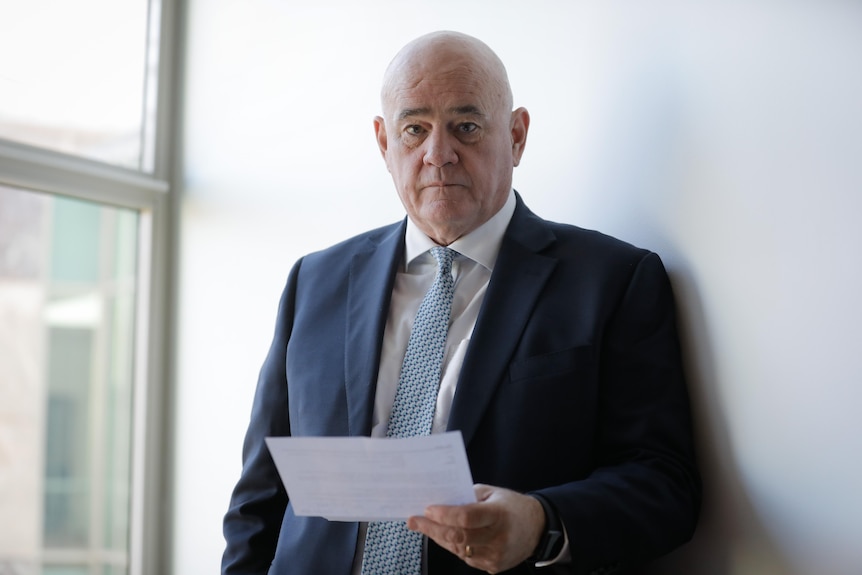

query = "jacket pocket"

[508,345,594,384]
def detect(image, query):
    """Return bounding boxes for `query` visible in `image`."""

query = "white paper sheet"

[264,431,476,521]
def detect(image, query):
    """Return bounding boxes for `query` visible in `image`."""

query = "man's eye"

[458,122,479,134]
[405,125,424,136]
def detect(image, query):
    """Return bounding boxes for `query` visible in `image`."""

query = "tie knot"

[430,246,455,276]
[431,246,457,274]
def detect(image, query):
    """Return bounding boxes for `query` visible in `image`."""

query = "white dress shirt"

[370,190,516,438]
[351,191,514,574]
[352,190,568,572]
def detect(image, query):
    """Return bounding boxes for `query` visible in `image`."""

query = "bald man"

[222,31,700,575]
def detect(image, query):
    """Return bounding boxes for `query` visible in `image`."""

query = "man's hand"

[407,484,546,574]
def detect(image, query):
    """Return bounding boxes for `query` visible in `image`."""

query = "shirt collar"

[404,189,516,271]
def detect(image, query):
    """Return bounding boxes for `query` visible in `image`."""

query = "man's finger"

[473,483,495,501]
[423,502,495,529]
[408,514,465,545]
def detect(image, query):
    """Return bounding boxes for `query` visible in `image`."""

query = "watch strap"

[527,493,565,564]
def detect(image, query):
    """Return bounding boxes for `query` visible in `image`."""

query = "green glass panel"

[50,196,101,283]
[0,185,137,574]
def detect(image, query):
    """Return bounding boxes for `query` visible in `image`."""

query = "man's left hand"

[407,483,545,574]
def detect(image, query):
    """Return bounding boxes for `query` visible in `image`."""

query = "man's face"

[374,49,528,246]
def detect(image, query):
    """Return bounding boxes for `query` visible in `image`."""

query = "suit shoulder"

[531,217,674,292]
[513,196,652,264]
[545,220,653,262]
[302,220,404,263]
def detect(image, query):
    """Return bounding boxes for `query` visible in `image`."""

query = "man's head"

[374,31,530,246]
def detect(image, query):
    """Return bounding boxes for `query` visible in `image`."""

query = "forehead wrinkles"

[385,63,504,120]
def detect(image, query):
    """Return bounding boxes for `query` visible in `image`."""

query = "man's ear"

[510,107,530,167]
[373,116,389,162]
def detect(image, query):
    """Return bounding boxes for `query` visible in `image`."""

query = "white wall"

[175,1,862,573]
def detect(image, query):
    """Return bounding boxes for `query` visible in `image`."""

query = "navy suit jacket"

[222,194,700,574]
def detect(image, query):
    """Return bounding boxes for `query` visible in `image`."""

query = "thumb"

[473,483,496,502]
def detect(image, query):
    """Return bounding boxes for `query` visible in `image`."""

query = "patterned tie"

[361,246,456,575]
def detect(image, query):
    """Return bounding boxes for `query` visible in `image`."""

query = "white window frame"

[0,1,180,573]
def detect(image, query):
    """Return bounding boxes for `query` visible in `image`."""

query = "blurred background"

[1,0,861,574]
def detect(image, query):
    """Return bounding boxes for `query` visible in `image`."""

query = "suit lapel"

[345,221,405,437]
[447,199,557,447]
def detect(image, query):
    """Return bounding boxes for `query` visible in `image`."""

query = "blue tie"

[360,246,456,575]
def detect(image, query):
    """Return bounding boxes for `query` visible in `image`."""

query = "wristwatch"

[527,493,565,564]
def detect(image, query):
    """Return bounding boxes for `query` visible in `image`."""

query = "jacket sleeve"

[221,260,300,574]
[539,252,701,574]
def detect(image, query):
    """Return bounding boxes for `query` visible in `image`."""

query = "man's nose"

[423,130,459,167]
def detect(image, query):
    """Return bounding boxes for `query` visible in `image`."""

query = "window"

[0,1,155,171]
[0,187,138,574]
[0,1,174,574]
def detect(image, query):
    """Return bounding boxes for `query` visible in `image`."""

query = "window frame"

[0,1,180,573]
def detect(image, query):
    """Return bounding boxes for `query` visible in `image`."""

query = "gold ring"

[465,545,473,558]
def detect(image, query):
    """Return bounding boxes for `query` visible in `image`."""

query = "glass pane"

[0,1,155,170]
[44,568,89,575]
[0,185,138,574]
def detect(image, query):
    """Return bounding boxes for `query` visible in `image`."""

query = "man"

[222,31,700,575]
